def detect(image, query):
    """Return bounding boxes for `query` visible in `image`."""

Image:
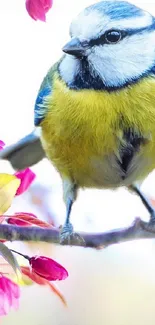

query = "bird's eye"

[105,30,122,44]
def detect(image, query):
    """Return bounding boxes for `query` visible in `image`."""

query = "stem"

[11,249,30,260]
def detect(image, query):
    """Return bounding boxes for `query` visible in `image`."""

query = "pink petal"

[26,1,46,21]
[30,256,68,281]
[0,277,20,315]
[14,212,37,218]
[0,277,13,305]
[0,306,7,316]
[7,218,32,227]
[25,0,53,22]
[0,290,8,316]
[40,0,53,12]
[11,296,19,311]
[6,212,38,227]
[9,279,20,299]
[0,140,5,151]
[15,168,36,195]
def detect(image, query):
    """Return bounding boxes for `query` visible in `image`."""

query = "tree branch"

[1,218,155,248]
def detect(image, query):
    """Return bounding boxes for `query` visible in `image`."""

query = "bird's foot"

[59,222,85,246]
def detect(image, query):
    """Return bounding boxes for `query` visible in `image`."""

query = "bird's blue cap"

[86,1,144,20]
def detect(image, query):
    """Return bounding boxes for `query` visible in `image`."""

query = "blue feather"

[34,86,51,126]
[86,1,144,20]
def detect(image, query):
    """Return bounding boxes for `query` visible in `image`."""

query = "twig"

[0,218,155,248]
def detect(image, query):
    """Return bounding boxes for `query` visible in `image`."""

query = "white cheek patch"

[59,55,80,85]
[88,30,155,87]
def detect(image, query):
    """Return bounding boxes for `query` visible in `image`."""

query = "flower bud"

[30,256,68,281]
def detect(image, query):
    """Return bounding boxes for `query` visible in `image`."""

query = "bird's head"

[59,1,155,90]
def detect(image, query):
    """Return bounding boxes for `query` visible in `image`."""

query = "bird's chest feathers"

[41,76,155,187]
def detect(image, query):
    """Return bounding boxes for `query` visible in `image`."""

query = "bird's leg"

[60,197,74,240]
[59,179,85,245]
[130,184,155,223]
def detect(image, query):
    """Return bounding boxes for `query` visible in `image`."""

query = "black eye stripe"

[88,29,126,46]
[88,20,155,47]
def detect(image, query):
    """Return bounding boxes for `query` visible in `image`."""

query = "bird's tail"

[0,130,45,170]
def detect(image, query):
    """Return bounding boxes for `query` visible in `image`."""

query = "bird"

[1,0,155,243]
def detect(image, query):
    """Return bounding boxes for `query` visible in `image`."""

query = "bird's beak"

[62,38,85,57]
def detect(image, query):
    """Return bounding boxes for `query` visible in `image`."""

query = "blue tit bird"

[1,0,155,243]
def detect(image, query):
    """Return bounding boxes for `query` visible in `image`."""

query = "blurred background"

[1,0,155,324]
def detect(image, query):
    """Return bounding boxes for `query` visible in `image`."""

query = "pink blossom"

[13,212,37,219]
[29,256,68,281]
[0,276,20,316]
[7,212,37,226]
[26,0,53,22]
[0,140,5,151]
[15,168,36,195]
[7,218,31,227]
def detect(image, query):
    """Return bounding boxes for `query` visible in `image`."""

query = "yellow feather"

[41,72,155,188]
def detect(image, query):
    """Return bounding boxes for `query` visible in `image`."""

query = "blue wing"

[34,85,51,126]
[34,63,58,126]
[34,62,59,126]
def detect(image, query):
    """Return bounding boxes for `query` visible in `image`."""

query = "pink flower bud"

[29,256,68,281]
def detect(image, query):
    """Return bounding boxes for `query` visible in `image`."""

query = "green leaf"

[0,242,21,276]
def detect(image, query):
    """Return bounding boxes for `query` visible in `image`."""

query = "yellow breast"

[41,73,155,188]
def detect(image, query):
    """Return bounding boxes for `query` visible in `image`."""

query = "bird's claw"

[59,223,85,246]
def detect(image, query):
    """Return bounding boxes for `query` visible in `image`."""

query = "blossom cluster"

[0,1,61,317]
[0,134,68,316]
